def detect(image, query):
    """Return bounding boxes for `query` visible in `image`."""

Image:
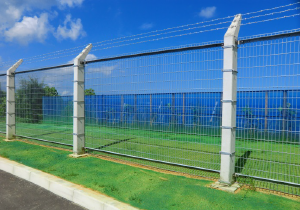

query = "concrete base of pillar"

[68,154,89,158]
[210,181,240,193]
[3,139,14,142]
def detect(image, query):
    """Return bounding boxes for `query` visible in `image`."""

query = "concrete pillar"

[220,14,242,185]
[6,59,23,140]
[73,44,92,156]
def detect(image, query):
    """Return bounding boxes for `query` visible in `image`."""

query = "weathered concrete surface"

[0,170,85,210]
[211,181,240,193]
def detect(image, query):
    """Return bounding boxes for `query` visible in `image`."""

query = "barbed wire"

[0,45,85,66]
[91,13,300,53]
[88,1,300,46]
[22,7,300,64]
[239,28,300,41]
[22,45,86,61]
[243,7,300,20]
[1,1,299,66]
[1,16,236,65]
[92,20,232,49]
[23,27,229,64]
[242,13,300,26]
[91,26,229,53]
[20,20,231,64]
[92,7,300,50]
[20,12,300,65]
[242,1,300,16]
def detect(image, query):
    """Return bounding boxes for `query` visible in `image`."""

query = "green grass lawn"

[1,121,299,195]
[0,139,299,210]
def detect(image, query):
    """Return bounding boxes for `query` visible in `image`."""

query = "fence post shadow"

[235,150,252,173]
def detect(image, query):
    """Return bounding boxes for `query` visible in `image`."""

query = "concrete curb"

[0,156,138,210]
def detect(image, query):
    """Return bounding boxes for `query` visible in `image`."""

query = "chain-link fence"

[235,33,300,195]
[1,26,299,195]
[84,44,224,177]
[14,65,74,146]
[0,74,6,133]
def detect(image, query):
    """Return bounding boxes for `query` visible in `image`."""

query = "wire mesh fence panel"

[0,75,6,133]
[15,66,74,146]
[236,34,300,195]
[83,45,223,177]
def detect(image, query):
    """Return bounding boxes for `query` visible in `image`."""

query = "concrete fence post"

[6,59,23,140]
[220,14,242,184]
[73,44,92,156]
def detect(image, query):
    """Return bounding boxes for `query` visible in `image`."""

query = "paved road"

[0,170,85,210]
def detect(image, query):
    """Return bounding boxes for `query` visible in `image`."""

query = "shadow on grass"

[95,138,135,150]
[235,150,252,173]
[18,129,71,139]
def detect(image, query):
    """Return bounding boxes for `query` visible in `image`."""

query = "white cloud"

[6,5,22,22]
[199,6,216,19]
[88,65,118,76]
[85,54,97,61]
[61,90,71,96]
[55,14,86,41]
[60,0,84,7]
[0,1,84,31]
[0,0,85,44]
[140,23,154,30]
[67,53,97,64]
[4,13,52,45]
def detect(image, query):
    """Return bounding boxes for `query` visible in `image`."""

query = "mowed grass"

[3,121,300,194]
[0,139,299,210]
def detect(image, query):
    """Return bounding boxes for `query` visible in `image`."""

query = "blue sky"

[0,0,299,72]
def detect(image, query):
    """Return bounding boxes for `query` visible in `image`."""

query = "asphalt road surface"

[0,170,85,210]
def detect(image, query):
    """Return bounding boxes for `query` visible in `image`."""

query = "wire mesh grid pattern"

[0,75,6,133]
[14,66,74,146]
[236,35,300,195]
[84,46,224,174]
[1,24,299,195]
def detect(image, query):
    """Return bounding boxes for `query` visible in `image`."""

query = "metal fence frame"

[0,15,299,195]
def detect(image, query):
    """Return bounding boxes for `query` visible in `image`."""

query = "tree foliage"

[0,90,5,117]
[16,77,46,123]
[45,86,59,96]
[85,88,95,95]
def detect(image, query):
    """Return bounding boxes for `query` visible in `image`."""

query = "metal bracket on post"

[5,59,23,141]
[219,14,242,185]
[72,44,92,156]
